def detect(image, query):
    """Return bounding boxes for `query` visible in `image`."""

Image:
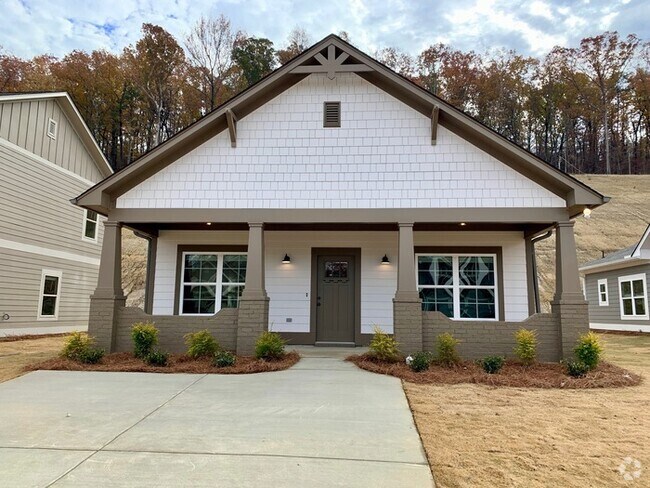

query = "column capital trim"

[397,222,415,228]
[555,221,575,228]
[248,222,264,228]
[103,221,123,228]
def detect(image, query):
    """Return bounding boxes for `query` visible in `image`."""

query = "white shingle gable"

[117,73,565,209]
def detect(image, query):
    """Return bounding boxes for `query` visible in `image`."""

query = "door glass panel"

[325,261,348,278]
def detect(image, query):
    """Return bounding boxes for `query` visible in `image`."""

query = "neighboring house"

[74,35,607,360]
[580,224,650,333]
[0,92,113,336]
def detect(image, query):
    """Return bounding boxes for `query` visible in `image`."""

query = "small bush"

[61,332,104,364]
[184,330,220,358]
[514,328,537,366]
[145,350,169,367]
[574,332,603,370]
[436,333,460,366]
[255,331,286,360]
[480,355,505,374]
[566,360,590,378]
[131,322,159,359]
[214,350,236,368]
[407,351,433,372]
[369,327,401,362]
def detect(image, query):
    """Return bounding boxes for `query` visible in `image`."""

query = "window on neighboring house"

[597,278,609,306]
[618,273,648,320]
[417,254,498,319]
[47,118,57,139]
[38,270,62,319]
[83,209,98,241]
[180,253,247,315]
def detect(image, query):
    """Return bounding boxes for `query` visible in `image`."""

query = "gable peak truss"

[290,44,373,79]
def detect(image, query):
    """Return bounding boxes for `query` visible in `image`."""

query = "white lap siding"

[152,230,529,333]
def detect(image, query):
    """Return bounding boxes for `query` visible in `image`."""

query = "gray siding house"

[0,92,113,336]
[580,225,650,333]
[75,35,607,360]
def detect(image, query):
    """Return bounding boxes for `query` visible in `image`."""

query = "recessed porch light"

[459,222,467,226]
[206,222,212,226]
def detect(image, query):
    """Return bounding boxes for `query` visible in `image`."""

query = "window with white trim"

[47,118,57,139]
[180,252,247,315]
[83,209,98,241]
[38,270,62,319]
[417,254,498,320]
[597,278,609,306]
[618,273,648,320]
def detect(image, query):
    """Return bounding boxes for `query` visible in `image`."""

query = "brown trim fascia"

[414,246,505,321]
[172,245,248,315]
[108,207,570,224]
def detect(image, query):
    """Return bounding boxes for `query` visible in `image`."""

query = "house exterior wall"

[0,120,104,335]
[0,99,104,182]
[150,230,530,336]
[117,73,565,210]
[584,264,650,332]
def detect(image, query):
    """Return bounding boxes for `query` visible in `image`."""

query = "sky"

[0,0,647,59]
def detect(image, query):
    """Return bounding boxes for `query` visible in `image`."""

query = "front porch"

[89,217,588,361]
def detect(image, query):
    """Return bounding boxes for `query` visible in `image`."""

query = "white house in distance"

[0,92,113,335]
[580,224,650,333]
[74,35,607,360]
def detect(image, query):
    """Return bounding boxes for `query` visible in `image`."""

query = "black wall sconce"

[381,254,390,265]
[282,254,291,264]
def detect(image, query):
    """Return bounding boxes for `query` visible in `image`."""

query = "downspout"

[530,230,553,314]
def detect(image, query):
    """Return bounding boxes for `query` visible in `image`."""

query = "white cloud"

[529,1,554,20]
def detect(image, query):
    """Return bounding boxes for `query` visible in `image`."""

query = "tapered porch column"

[550,221,589,359]
[236,222,270,355]
[89,221,126,352]
[393,222,423,354]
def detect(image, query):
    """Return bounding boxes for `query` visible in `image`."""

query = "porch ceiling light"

[459,222,467,226]
[282,254,291,264]
[381,254,390,265]
[206,222,212,226]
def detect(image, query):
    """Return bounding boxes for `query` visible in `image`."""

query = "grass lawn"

[405,333,650,487]
[0,335,68,383]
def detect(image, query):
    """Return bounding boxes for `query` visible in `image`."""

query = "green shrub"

[61,332,104,364]
[145,350,169,367]
[514,328,537,366]
[369,327,401,362]
[566,360,589,378]
[254,331,286,360]
[214,350,236,368]
[131,322,159,359]
[574,332,603,370]
[184,330,220,358]
[480,355,505,374]
[407,351,433,372]
[436,333,460,366]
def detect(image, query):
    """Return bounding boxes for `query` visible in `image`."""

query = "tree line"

[1,19,648,174]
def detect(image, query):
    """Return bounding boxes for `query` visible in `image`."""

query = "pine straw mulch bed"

[26,350,300,375]
[347,354,642,389]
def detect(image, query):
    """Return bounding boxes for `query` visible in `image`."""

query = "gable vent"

[323,101,341,128]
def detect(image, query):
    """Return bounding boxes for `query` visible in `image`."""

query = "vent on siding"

[47,118,57,139]
[323,101,341,128]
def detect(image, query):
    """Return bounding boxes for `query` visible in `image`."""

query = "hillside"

[121,175,650,310]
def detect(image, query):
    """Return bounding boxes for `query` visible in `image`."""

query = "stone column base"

[236,297,270,355]
[551,299,589,360]
[88,294,126,352]
[393,298,423,355]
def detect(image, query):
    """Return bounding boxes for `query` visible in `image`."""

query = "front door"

[315,254,356,344]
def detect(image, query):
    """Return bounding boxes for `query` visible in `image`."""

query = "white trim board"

[0,137,96,186]
[590,323,650,333]
[0,237,100,266]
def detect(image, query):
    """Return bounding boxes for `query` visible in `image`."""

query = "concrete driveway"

[0,348,433,487]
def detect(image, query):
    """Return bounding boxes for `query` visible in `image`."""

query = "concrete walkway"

[0,348,433,487]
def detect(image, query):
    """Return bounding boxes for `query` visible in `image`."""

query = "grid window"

[619,274,648,319]
[83,210,98,241]
[38,270,62,319]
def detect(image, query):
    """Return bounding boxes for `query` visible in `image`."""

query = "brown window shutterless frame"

[173,245,247,315]
[414,246,505,321]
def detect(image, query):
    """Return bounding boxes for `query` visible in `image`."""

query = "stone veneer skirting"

[422,311,562,362]
[114,307,239,353]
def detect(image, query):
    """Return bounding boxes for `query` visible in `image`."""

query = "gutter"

[530,230,553,313]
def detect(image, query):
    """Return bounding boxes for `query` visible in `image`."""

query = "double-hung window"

[83,210,98,241]
[180,252,247,315]
[597,278,608,306]
[38,270,62,320]
[618,273,648,320]
[417,254,498,320]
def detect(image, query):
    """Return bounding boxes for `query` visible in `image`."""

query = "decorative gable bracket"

[290,45,373,80]
[226,109,237,148]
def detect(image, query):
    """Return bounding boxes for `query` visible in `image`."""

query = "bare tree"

[185,14,236,111]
